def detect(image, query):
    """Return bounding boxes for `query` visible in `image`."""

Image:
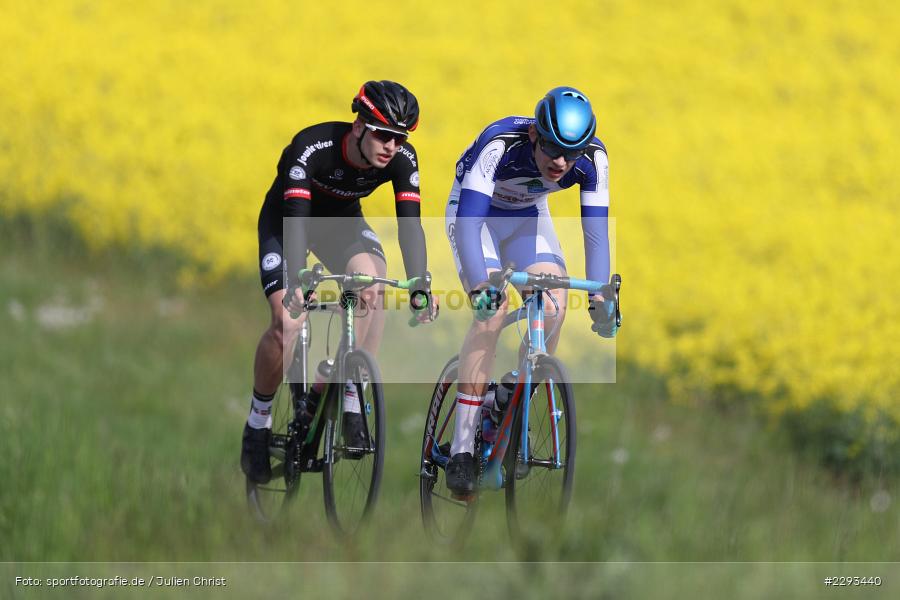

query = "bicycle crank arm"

[301,457,324,472]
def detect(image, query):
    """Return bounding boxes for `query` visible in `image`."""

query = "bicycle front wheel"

[505,356,576,546]
[323,349,385,538]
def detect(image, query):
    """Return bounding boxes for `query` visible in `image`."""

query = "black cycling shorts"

[258,216,386,297]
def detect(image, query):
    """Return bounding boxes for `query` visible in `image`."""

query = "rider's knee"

[545,302,567,326]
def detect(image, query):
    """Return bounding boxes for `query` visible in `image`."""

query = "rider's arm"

[456,138,505,289]
[578,144,611,295]
[282,140,314,286]
[390,142,427,279]
[456,189,492,289]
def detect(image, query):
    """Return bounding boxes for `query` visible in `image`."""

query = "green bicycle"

[246,263,432,538]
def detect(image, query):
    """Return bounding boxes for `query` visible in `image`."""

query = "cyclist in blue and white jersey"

[444,86,618,494]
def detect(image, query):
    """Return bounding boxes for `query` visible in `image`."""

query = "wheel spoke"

[505,357,575,545]
[324,350,384,538]
[246,381,304,523]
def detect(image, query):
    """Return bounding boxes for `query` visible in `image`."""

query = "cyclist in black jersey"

[242,81,437,484]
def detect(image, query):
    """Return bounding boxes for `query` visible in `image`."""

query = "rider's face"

[528,125,576,182]
[353,120,405,168]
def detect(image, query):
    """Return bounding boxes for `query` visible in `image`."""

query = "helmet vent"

[562,90,587,102]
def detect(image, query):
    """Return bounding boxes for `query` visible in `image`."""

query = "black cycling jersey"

[258,122,426,285]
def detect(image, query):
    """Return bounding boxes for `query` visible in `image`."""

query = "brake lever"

[488,266,515,294]
[611,273,622,327]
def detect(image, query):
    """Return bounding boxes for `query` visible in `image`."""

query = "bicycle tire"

[504,355,576,546]
[323,349,385,538]
[245,379,305,524]
[419,355,478,546]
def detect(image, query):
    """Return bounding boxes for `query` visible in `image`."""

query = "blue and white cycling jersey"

[446,116,610,289]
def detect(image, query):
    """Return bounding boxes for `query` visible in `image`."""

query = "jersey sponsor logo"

[447,221,457,251]
[263,279,280,291]
[456,161,464,178]
[493,191,532,205]
[396,191,421,203]
[396,146,417,168]
[478,140,505,181]
[313,179,369,198]
[409,170,420,187]
[284,187,311,200]
[297,139,334,166]
[361,229,380,243]
[513,117,535,125]
[330,168,344,180]
[523,178,549,193]
[289,166,306,180]
[261,252,282,272]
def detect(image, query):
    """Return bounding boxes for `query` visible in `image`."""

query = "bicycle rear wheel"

[419,355,478,546]
[323,349,385,538]
[505,356,576,546]
[245,380,304,524]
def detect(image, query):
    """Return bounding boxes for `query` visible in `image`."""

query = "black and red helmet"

[352,80,419,132]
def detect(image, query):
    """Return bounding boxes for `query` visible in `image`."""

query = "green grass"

[2,219,899,596]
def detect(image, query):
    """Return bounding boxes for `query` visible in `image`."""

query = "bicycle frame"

[290,268,427,457]
[478,272,607,490]
[292,298,359,450]
[478,290,548,489]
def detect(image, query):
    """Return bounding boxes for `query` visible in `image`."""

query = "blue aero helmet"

[534,86,597,149]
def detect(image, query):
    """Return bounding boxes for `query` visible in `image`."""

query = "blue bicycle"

[419,267,621,545]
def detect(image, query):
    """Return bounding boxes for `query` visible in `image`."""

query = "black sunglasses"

[538,136,585,161]
[365,123,408,145]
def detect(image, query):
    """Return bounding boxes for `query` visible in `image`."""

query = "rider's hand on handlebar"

[409,272,438,324]
[588,289,618,338]
[411,290,439,323]
[282,285,316,318]
[470,283,504,322]
[282,264,324,317]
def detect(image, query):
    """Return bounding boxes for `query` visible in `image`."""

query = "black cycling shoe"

[341,412,369,459]
[241,423,272,484]
[446,452,476,496]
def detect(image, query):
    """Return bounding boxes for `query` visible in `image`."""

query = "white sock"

[450,392,483,456]
[247,393,273,429]
[343,379,361,414]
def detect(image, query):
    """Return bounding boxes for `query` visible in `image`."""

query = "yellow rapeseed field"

[2,1,899,464]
